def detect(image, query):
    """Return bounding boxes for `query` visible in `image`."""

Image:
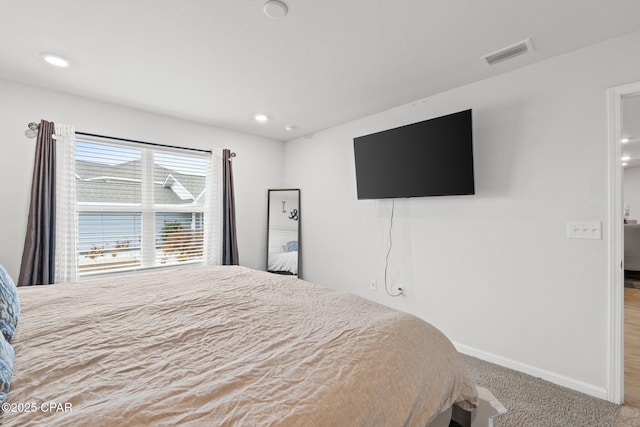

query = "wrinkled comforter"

[4,266,477,426]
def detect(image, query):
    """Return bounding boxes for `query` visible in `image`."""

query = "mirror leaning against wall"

[267,189,300,277]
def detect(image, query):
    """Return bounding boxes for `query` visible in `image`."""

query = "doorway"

[608,82,640,405]
[622,92,640,407]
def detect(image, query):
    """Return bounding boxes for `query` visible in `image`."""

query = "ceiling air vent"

[481,39,533,66]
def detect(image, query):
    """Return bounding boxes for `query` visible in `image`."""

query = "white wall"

[268,191,299,230]
[0,79,285,279]
[284,30,640,399]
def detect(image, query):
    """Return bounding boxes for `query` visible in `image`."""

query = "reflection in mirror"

[267,189,300,277]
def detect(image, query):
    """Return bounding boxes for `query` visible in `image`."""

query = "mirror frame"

[266,189,301,278]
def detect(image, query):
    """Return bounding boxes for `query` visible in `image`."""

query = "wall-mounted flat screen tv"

[353,109,474,199]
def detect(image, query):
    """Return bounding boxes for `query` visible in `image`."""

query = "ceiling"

[2,1,640,142]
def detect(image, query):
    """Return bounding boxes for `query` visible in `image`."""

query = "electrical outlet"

[370,280,377,291]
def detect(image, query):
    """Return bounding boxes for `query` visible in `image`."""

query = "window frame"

[74,137,211,277]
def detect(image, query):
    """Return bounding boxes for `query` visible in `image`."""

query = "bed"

[2,266,480,426]
[267,250,298,275]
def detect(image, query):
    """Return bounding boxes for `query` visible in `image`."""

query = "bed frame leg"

[451,386,507,427]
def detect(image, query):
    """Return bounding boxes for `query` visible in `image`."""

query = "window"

[75,139,212,276]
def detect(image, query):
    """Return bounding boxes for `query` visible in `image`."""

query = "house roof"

[76,160,205,206]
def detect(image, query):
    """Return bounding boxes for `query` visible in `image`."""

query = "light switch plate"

[567,221,602,240]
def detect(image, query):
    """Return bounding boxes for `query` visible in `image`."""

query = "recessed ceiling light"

[622,138,630,143]
[254,114,269,122]
[284,124,298,131]
[622,156,631,161]
[39,52,70,67]
[623,162,628,166]
[263,0,288,18]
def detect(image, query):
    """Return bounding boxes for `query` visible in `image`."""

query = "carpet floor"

[457,354,640,427]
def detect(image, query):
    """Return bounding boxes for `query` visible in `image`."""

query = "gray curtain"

[222,149,239,265]
[18,120,57,286]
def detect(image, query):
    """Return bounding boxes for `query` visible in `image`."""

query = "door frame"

[607,81,640,404]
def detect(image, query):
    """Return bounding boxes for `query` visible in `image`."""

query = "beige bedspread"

[3,266,477,426]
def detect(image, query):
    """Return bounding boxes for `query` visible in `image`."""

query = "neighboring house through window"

[75,139,211,276]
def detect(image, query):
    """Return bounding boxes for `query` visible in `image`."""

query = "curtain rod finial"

[25,122,39,138]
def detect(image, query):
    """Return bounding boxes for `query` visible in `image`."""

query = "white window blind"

[75,139,211,276]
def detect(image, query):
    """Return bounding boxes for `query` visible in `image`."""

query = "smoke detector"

[481,39,533,66]
[263,0,288,18]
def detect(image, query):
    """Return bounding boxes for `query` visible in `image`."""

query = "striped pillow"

[0,265,19,342]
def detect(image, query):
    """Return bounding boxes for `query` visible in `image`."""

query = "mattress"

[3,266,477,426]
[267,251,298,274]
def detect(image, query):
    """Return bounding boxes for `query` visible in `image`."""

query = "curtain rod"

[76,131,212,154]
[25,122,236,157]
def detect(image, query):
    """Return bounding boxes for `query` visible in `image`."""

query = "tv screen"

[353,109,474,199]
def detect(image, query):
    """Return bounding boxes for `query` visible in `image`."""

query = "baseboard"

[453,342,609,401]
